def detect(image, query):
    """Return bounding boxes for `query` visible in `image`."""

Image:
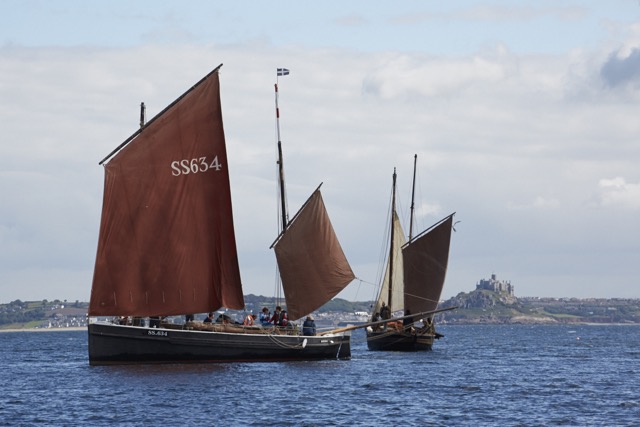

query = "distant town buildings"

[476,273,514,296]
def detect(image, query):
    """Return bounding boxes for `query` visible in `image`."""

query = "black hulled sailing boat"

[366,155,454,351]
[87,65,354,364]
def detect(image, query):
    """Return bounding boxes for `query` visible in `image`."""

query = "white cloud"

[362,49,516,100]
[595,177,640,210]
[1,3,640,303]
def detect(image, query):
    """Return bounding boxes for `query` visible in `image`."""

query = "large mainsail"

[89,67,244,317]
[402,214,454,316]
[273,189,355,320]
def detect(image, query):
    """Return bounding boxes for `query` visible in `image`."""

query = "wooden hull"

[366,329,436,352]
[88,322,350,365]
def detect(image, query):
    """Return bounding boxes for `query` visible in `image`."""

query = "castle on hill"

[476,273,514,296]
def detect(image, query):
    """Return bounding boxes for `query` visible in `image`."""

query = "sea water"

[1,324,638,426]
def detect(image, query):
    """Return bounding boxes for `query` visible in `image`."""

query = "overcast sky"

[1,0,639,304]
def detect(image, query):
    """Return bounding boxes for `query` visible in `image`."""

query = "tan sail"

[89,69,244,317]
[273,189,355,320]
[373,210,407,316]
[403,214,454,316]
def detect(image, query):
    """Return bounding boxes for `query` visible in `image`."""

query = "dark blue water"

[1,325,639,426]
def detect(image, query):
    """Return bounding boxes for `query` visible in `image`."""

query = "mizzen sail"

[273,189,355,320]
[89,68,244,317]
[402,214,454,316]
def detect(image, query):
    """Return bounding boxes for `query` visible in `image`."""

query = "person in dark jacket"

[302,316,316,336]
[270,306,282,326]
[380,302,391,320]
[203,312,214,323]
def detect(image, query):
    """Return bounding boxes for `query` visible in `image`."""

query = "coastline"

[2,322,637,334]
[0,326,87,333]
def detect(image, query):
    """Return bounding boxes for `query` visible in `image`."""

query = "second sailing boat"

[366,155,455,351]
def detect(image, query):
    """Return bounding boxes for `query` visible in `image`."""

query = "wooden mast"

[274,81,288,232]
[139,102,146,128]
[387,168,397,312]
[409,154,417,242]
[273,68,290,305]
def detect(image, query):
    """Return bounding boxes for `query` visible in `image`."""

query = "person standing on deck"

[380,302,391,320]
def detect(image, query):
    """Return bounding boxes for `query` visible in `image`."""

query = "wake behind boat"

[87,65,354,364]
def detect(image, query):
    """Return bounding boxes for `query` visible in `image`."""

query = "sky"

[1,0,640,304]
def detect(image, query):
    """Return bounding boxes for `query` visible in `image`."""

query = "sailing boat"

[366,155,454,351]
[87,64,354,364]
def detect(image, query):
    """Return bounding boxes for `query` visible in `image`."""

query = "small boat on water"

[87,65,355,364]
[366,155,455,351]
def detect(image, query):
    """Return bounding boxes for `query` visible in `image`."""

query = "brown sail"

[402,214,454,316]
[273,189,355,320]
[89,67,244,317]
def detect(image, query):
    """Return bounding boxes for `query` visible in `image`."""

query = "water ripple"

[2,326,640,426]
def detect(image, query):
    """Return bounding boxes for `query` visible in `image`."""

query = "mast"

[274,70,289,232]
[139,102,146,128]
[387,168,397,311]
[409,154,417,241]
[273,68,290,305]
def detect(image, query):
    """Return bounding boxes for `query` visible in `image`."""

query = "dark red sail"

[89,68,244,317]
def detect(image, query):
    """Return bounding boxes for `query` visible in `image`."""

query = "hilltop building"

[476,273,514,296]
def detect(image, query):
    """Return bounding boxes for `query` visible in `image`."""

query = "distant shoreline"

[1,323,638,334]
[0,326,87,333]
